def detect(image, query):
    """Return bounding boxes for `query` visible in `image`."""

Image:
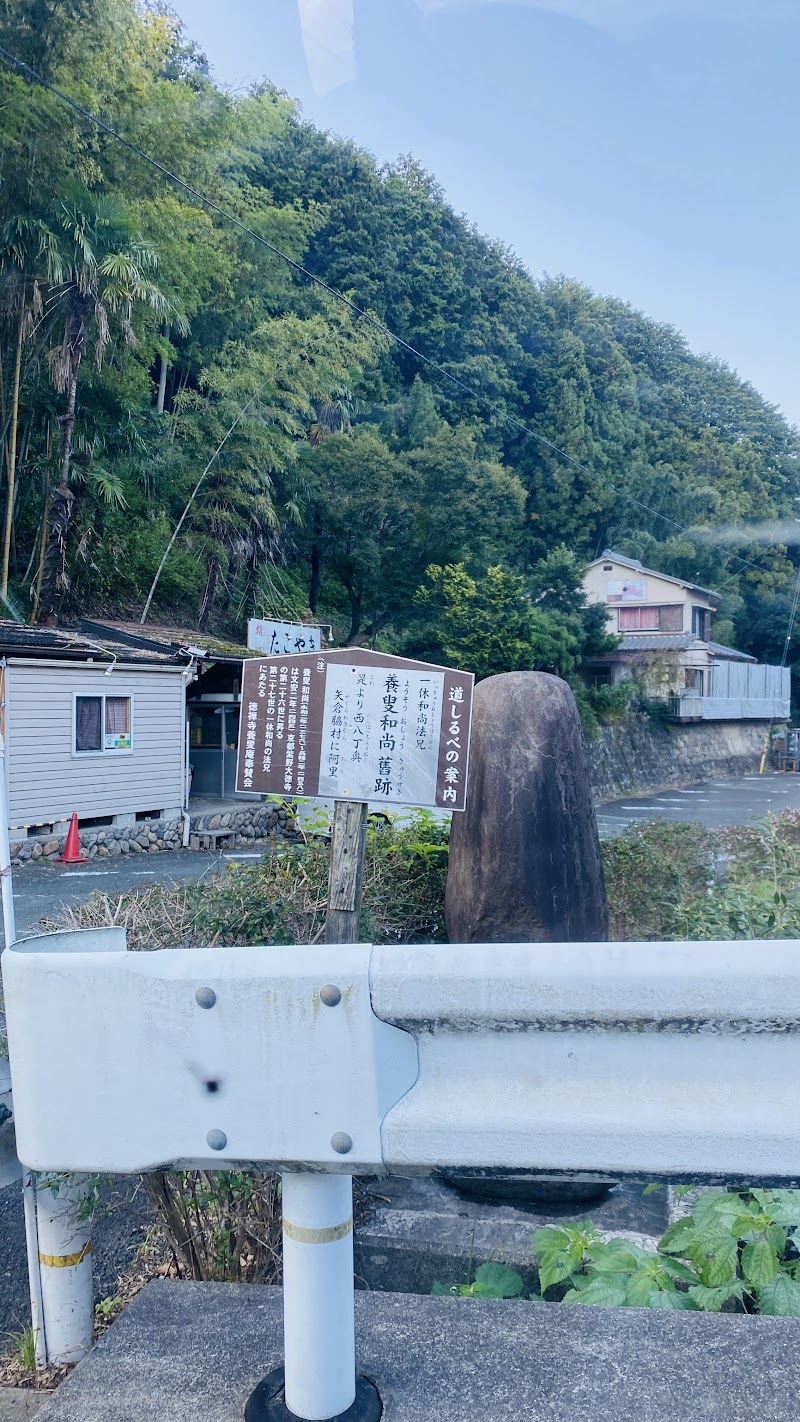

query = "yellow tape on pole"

[282,1218,352,1245]
[38,1241,92,1269]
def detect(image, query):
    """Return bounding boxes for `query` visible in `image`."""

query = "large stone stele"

[445,671,608,942]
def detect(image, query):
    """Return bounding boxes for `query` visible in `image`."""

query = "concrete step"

[32,1278,799,1421]
[0,1388,44,1420]
[355,1175,669,1294]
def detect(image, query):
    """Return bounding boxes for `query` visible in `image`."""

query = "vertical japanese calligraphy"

[236,649,473,811]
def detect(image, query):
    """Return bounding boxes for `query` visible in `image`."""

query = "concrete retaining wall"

[588,714,769,800]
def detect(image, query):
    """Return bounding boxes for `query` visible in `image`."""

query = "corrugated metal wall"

[6,661,184,825]
[703,661,791,720]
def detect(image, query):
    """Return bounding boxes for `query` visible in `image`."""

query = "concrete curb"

[0,1388,44,1420]
[33,1279,799,1421]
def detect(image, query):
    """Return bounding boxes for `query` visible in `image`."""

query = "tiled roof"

[616,633,696,652]
[707,640,756,663]
[99,621,251,660]
[608,634,755,661]
[0,619,190,666]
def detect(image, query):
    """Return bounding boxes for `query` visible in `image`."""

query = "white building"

[0,621,194,841]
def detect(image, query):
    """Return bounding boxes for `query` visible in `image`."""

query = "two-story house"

[582,551,789,720]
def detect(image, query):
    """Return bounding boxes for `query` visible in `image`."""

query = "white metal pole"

[0,726,47,1367]
[21,1173,47,1368]
[0,728,16,949]
[35,1174,94,1364]
[281,1172,356,1421]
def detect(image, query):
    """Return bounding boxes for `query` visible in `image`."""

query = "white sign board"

[247,619,321,656]
[236,649,474,811]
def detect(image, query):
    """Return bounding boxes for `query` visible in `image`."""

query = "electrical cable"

[0,43,782,584]
[781,563,800,668]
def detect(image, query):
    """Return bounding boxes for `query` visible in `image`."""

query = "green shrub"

[601,821,718,941]
[433,1188,800,1315]
[54,812,450,949]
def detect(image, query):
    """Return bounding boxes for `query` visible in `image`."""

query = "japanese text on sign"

[247,619,321,656]
[236,649,473,811]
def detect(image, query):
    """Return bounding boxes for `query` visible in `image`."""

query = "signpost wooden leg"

[325,800,368,945]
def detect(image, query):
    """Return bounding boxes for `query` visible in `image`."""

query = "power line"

[781,564,800,667]
[0,43,779,584]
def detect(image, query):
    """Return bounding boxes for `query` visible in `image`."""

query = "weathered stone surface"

[445,672,607,942]
[33,1279,800,1422]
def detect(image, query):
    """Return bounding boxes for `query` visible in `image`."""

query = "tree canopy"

[0,0,798,694]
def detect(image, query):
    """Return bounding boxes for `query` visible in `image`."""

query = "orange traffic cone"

[55,812,89,865]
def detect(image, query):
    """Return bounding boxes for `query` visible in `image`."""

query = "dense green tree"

[0,0,797,698]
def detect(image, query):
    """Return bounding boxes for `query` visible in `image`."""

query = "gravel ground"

[0,1173,155,1343]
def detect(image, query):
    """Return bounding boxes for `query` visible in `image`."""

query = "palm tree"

[33,187,172,622]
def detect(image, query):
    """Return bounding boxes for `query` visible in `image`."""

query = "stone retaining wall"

[190,804,300,843]
[588,714,770,800]
[11,802,300,862]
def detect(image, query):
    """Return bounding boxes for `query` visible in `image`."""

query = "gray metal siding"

[5,661,184,825]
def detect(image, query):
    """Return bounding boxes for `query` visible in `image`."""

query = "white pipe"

[0,727,16,949]
[21,1172,47,1368]
[36,1174,94,1364]
[0,725,45,1367]
[281,1172,356,1420]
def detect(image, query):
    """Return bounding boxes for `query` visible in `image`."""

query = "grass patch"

[52,810,800,951]
[50,812,450,951]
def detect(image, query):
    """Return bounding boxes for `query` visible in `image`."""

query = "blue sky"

[175,0,799,426]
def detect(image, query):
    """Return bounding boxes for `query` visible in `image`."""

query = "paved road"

[3,776,800,940]
[596,771,800,838]
[2,845,269,944]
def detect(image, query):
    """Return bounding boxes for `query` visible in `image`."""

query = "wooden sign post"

[325,799,368,944]
[237,651,474,949]
[235,647,475,946]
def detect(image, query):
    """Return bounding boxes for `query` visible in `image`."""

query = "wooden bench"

[189,827,236,852]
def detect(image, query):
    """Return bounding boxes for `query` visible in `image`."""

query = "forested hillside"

[1,0,798,693]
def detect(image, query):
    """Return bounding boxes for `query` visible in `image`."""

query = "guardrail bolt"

[207,1129,227,1150]
[330,1132,352,1154]
[195,987,217,1009]
[319,984,342,1007]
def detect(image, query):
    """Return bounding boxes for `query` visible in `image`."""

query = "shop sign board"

[247,619,321,655]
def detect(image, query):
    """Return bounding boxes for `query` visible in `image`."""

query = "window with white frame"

[74,695,132,754]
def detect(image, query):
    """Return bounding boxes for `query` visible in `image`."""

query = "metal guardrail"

[5,929,800,1416]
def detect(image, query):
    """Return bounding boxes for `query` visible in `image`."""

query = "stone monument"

[445,670,608,944]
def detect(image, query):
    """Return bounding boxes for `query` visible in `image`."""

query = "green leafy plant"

[529,1223,699,1308]
[94,1295,122,1321]
[431,1189,800,1316]
[657,1189,800,1314]
[432,1261,525,1299]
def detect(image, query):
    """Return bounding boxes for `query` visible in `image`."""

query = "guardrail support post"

[35,1174,94,1364]
[282,1172,356,1419]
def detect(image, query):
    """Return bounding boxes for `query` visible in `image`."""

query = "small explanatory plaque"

[235,649,474,811]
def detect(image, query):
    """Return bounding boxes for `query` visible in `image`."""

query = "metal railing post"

[35,1174,94,1364]
[281,1172,355,1420]
[0,726,47,1367]
[21,1172,47,1367]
